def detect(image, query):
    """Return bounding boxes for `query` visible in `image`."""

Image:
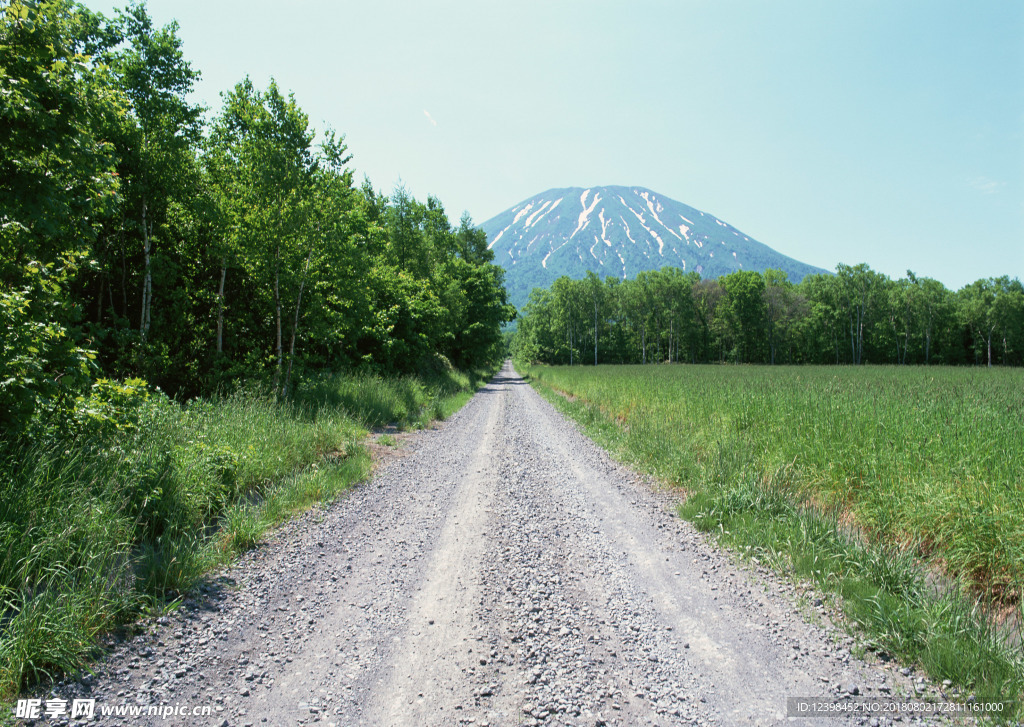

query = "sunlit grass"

[298,366,486,429]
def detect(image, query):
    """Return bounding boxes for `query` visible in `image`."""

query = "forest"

[511,265,1024,367]
[1,0,514,440]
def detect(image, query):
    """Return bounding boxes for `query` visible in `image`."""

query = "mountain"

[481,185,829,309]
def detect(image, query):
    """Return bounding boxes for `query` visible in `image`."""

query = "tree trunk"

[924,307,933,365]
[273,249,283,395]
[140,198,152,342]
[96,276,104,325]
[120,243,128,323]
[849,316,856,364]
[283,246,313,399]
[856,306,864,365]
[216,258,228,354]
[108,279,116,323]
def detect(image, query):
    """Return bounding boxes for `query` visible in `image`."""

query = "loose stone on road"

[47,363,933,726]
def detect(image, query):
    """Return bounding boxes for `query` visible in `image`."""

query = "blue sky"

[83,0,1023,289]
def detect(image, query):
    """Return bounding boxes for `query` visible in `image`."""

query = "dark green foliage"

[513,264,1024,367]
[0,0,121,435]
[0,280,96,434]
[0,0,512,433]
[0,0,121,277]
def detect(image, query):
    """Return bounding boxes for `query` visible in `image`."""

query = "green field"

[523,363,1024,709]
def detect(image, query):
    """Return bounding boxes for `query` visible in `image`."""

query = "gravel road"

[36,363,953,726]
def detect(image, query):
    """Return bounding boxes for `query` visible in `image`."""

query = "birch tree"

[106,2,201,342]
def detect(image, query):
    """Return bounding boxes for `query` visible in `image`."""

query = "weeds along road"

[51,362,917,726]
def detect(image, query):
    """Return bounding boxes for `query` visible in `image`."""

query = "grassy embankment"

[0,365,493,699]
[522,363,1024,715]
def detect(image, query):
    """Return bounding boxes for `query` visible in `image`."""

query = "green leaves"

[0,0,519,413]
[515,264,1024,367]
[1,0,120,277]
[0,285,95,436]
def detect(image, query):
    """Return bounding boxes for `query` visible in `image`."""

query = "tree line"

[1,0,514,436]
[511,265,1024,367]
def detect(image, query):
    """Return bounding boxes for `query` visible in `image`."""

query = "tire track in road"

[371,377,506,725]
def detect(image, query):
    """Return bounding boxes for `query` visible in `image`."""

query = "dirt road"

[44,363,924,726]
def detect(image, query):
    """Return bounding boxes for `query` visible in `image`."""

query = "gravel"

[28,363,968,726]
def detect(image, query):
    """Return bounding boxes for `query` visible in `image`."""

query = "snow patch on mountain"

[599,209,614,247]
[619,216,637,245]
[570,192,601,240]
[625,205,664,255]
[524,200,552,228]
[640,191,681,241]
[488,226,508,249]
[513,204,535,225]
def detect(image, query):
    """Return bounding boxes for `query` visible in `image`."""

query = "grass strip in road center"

[521,362,1024,718]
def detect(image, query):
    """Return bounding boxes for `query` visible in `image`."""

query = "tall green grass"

[523,363,1024,715]
[0,363,492,699]
[299,365,490,428]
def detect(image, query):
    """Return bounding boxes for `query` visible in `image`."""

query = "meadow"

[523,363,1024,710]
[0,366,490,699]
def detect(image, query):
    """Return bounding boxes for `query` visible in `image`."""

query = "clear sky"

[83,0,1023,289]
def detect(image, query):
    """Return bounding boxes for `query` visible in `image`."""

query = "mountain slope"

[481,186,828,308]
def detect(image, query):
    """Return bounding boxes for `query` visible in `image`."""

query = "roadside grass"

[218,451,372,554]
[0,363,493,700]
[522,362,1024,718]
[299,364,491,429]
